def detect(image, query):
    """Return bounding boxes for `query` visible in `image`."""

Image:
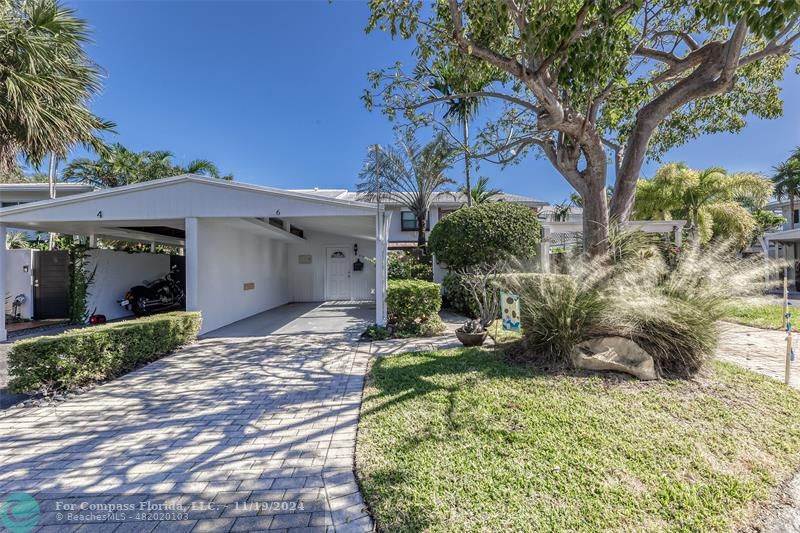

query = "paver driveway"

[0,303,375,532]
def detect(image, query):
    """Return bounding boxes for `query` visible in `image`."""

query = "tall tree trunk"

[417,209,427,247]
[791,195,795,230]
[687,208,700,244]
[463,116,471,207]
[582,176,609,257]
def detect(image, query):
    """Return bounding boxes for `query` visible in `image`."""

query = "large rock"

[571,337,658,380]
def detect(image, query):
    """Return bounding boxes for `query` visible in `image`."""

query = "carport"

[0,174,391,339]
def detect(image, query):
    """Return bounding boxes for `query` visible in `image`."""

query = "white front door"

[325,247,351,300]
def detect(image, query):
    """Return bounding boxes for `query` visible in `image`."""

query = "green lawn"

[722,301,784,330]
[357,348,800,531]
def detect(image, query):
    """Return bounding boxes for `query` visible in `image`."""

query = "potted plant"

[455,319,488,346]
[453,261,504,347]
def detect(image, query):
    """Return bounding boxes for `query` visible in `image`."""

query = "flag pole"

[785,267,792,385]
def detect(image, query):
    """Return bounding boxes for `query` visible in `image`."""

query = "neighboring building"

[293,189,547,249]
[759,198,800,290]
[537,204,583,223]
[0,182,94,207]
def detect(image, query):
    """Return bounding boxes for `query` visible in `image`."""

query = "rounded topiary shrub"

[428,202,541,270]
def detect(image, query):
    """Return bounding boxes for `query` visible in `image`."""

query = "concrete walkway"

[0,302,375,532]
[716,321,800,388]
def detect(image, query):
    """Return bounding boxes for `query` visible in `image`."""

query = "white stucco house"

[757,198,800,289]
[1,182,94,207]
[0,175,391,339]
[292,189,548,248]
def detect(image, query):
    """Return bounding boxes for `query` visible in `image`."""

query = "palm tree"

[0,0,113,171]
[459,176,501,205]
[63,143,142,187]
[63,144,233,187]
[358,132,455,246]
[634,163,774,248]
[773,147,800,229]
[5,232,31,249]
[552,202,572,222]
[427,60,490,207]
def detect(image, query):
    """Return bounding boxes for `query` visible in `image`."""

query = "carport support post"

[0,223,6,341]
[185,217,199,313]
[375,207,388,326]
[540,226,551,273]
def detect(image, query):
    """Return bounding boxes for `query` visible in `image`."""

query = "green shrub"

[429,202,541,270]
[387,279,444,336]
[9,311,201,394]
[388,250,433,281]
[441,272,478,318]
[362,323,392,341]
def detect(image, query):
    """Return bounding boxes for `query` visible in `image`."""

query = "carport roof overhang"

[0,174,379,244]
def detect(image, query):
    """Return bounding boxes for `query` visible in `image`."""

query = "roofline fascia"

[0,174,377,219]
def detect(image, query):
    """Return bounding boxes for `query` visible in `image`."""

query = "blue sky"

[70,0,800,204]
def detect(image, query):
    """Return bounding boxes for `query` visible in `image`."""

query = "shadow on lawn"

[358,348,538,531]
[363,344,637,416]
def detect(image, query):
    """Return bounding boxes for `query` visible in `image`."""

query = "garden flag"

[500,291,521,332]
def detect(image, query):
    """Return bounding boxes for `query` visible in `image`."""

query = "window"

[1,201,22,208]
[794,209,799,225]
[289,225,304,239]
[268,217,284,229]
[400,211,430,231]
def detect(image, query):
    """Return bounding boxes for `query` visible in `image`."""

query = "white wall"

[288,230,376,302]
[386,207,439,243]
[196,218,290,333]
[87,250,171,321]
[4,249,33,318]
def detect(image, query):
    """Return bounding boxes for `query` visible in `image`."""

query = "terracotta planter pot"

[455,328,488,347]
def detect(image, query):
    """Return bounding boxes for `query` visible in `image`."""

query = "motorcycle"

[118,265,185,316]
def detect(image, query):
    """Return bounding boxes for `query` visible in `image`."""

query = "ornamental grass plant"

[511,239,780,377]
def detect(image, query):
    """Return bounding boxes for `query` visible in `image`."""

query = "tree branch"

[635,45,680,65]
[447,0,526,79]
[651,30,699,50]
[740,27,800,66]
[406,91,541,113]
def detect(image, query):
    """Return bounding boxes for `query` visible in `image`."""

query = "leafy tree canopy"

[365,0,800,255]
[63,143,233,188]
[634,162,774,248]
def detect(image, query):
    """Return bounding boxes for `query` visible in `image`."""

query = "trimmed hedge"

[386,279,444,336]
[428,202,541,270]
[9,311,202,394]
